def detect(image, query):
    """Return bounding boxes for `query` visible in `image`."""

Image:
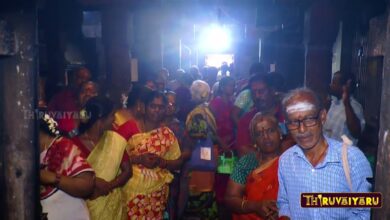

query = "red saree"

[233,157,279,220]
[71,136,91,159]
[40,137,94,220]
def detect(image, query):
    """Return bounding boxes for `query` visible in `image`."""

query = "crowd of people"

[38,62,373,220]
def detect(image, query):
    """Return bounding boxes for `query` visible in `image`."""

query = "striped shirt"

[277,137,372,219]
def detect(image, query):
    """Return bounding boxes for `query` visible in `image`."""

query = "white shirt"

[323,96,365,145]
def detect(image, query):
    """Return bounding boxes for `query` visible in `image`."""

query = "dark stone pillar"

[373,7,390,219]
[44,0,65,87]
[102,6,131,104]
[0,10,39,220]
[339,17,355,75]
[303,0,339,97]
[132,6,162,76]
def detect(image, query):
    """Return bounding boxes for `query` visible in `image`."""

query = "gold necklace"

[310,146,328,167]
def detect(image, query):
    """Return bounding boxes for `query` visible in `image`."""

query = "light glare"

[199,25,231,52]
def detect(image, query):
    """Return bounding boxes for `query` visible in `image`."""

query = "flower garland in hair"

[43,113,60,136]
[79,108,90,123]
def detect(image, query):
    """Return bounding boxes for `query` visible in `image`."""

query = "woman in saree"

[39,112,95,220]
[209,76,236,152]
[181,80,219,219]
[124,91,182,219]
[114,83,151,132]
[72,96,136,220]
[225,113,281,220]
[162,91,192,219]
[209,76,237,219]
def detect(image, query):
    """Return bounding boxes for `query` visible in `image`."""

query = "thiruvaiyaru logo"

[301,193,382,208]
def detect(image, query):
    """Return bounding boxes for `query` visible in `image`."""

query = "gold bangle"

[241,199,247,210]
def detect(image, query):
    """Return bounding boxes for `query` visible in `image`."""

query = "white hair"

[190,80,210,103]
[282,87,322,113]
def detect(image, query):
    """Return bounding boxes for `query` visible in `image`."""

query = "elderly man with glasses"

[277,88,372,220]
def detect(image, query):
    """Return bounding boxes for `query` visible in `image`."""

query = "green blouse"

[230,153,258,185]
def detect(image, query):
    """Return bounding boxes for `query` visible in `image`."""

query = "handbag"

[187,138,217,171]
[217,150,238,174]
[186,105,217,171]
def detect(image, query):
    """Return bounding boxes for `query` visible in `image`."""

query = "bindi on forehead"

[286,101,315,114]
[255,119,275,130]
[256,122,267,130]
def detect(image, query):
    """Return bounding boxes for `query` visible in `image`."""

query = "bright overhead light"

[205,53,234,68]
[198,24,231,52]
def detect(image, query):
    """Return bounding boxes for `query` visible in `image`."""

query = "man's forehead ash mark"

[286,101,315,113]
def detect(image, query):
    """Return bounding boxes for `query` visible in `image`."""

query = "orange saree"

[233,157,279,220]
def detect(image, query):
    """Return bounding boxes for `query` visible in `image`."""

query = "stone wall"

[373,6,390,219]
[368,14,387,57]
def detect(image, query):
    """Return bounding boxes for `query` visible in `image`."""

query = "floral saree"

[123,126,181,219]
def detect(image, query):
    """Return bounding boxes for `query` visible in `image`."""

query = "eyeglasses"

[285,113,320,130]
